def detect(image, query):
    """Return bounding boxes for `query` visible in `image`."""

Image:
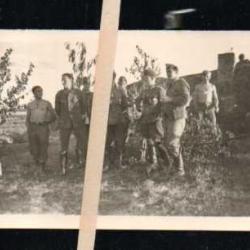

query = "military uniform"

[105,84,128,168]
[55,88,85,171]
[163,78,190,175]
[82,88,93,163]
[136,85,169,167]
[192,82,219,133]
[26,99,56,165]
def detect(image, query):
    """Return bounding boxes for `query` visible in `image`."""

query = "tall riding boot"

[60,151,68,175]
[75,149,84,167]
[156,143,170,168]
[146,143,158,177]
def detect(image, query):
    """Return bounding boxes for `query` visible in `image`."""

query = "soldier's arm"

[121,88,129,111]
[212,85,219,112]
[47,102,57,123]
[171,80,190,107]
[191,85,199,107]
[55,92,61,117]
[25,105,31,128]
[135,92,143,112]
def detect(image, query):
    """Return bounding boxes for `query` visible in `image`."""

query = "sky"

[0,30,98,105]
[1,30,250,105]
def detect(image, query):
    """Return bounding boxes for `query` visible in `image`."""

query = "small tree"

[125,45,161,81]
[65,42,96,88]
[0,48,34,124]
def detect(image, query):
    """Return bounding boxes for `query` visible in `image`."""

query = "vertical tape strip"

[77,0,121,249]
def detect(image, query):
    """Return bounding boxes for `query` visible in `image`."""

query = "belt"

[30,122,48,125]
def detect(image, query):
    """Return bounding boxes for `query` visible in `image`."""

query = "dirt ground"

[0,114,84,214]
[99,131,250,216]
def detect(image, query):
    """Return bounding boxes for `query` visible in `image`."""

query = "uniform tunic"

[164,78,190,158]
[55,88,85,153]
[106,84,129,166]
[136,85,166,141]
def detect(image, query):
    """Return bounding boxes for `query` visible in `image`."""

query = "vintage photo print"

[0,30,97,215]
[98,31,250,217]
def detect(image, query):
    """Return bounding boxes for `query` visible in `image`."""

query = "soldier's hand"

[81,114,87,121]
[164,95,172,102]
[215,107,219,113]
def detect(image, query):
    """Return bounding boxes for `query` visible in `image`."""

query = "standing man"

[163,65,190,176]
[136,69,169,175]
[105,73,128,170]
[55,73,84,175]
[81,77,93,164]
[192,70,219,135]
[26,86,56,172]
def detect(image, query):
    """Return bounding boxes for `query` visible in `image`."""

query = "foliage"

[125,45,161,81]
[65,42,96,88]
[182,111,225,166]
[0,48,34,124]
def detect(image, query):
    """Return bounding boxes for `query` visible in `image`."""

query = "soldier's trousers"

[140,119,169,165]
[59,126,84,154]
[196,106,217,133]
[28,123,49,164]
[164,118,186,170]
[83,125,90,161]
[105,122,128,166]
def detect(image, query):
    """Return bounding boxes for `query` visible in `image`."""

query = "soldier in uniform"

[55,73,85,175]
[82,77,93,164]
[163,64,190,176]
[26,86,56,171]
[136,69,169,175]
[192,70,219,135]
[104,73,129,170]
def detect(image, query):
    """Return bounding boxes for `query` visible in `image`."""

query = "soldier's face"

[34,88,43,99]
[119,78,127,88]
[167,68,178,79]
[63,77,73,89]
[203,73,211,81]
[145,76,155,86]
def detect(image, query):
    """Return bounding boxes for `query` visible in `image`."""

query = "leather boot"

[60,151,68,175]
[76,149,84,167]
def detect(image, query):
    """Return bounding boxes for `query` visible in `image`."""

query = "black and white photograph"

[0,31,97,215]
[99,31,250,216]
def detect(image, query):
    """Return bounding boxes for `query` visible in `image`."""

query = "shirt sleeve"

[121,88,128,111]
[26,104,31,126]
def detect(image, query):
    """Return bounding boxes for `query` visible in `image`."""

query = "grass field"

[0,113,84,214]
[99,122,250,216]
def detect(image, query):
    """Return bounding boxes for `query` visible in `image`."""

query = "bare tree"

[0,48,34,125]
[125,45,161,81]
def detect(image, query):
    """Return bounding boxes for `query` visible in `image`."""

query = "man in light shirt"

[192,70,219,134]
[26,86,56,171]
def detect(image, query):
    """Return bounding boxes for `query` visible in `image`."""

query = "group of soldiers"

[26,73,93,175]
[105,65,220,177]
[25,63,220,177]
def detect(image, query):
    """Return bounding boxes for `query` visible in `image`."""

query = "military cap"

[143,68,157,78]
[32,85,42,93]
[166,64,179,72]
